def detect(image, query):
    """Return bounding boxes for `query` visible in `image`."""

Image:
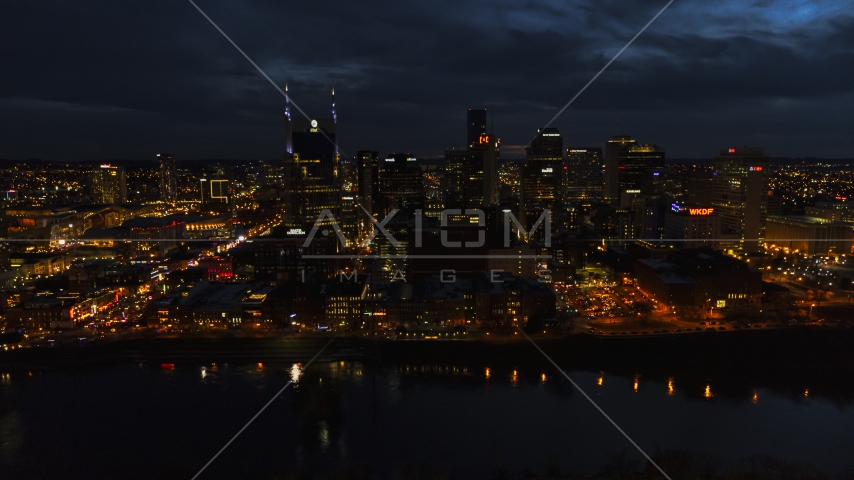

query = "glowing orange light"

[688,208,714,216]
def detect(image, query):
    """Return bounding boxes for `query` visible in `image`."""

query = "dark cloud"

[1,0,852,161]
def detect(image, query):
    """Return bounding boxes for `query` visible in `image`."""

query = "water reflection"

[290,363,302,384]
[2,361,854,479]
[318,420,330,453]
[0,409,22,460]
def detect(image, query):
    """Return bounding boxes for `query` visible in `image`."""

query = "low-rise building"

[765,215,852,255]
[5,296,74,330]
[635,249,762,312]
[146,281,277,328]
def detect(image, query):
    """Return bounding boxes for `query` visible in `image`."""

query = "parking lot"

[555,282,646,322]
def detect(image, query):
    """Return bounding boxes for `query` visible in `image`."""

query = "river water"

[1,360,852,479]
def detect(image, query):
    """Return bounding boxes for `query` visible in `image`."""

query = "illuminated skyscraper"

[443,149,467,208]
[522,128,563,210]
[357,150,379,214]
[444,134,500,209]
[157,152,177,203]
[469,134,500,207]
[443,108,500,209]
[378,153,423,214]
[467,108,487,147]
[339,194,359,246]
[686,171,715,205]
[603,135,665,203]
[565,147,602,203]
[620,143,665,193]
[711,147,769,253]
[603,135,635,203]
[283,87,340,229]
[92,164,127,204]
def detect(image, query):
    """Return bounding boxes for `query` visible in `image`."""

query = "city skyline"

[2,2,854,479]
[2,1,853,161]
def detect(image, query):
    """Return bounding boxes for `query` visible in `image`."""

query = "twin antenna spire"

[284,83,336,124]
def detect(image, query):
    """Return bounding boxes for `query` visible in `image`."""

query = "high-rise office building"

[522,128,563,210]
[603,135,665,203]
[157,152,177,203]
[631,194,670,240]
[620,143,665,193]
[444,134,500,209]
[604,135,635,203]
[639,168,679,196]
[283,87,340,229]
[469,133,500,207]
[378,153,424,214]
[339,194,359,247]
[711,147,769,253]
[686,171,715,205]
[92,164,127,204]
[357,150,379,215]
[260,162,284,187]
[565,147,603,203]
[443,149,467,208]
[467,108,487,147]
[443,109,500,209]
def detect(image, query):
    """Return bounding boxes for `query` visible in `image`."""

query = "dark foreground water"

[1,360,853,479]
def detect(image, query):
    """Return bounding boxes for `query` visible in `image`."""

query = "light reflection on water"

[290,362,302,384]
[0,361,851,479]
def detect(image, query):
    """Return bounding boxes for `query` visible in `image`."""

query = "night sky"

[2,0,852,161]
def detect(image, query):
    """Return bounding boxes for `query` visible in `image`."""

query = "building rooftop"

[767,215,835,225]
[180,281,259,311]
[123,217,184,228]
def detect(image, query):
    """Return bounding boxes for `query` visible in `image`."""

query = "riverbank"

[2,326,853,400]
